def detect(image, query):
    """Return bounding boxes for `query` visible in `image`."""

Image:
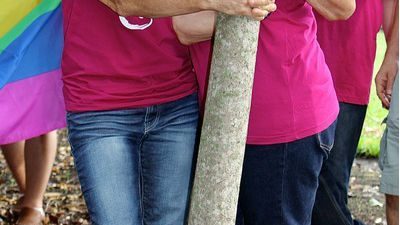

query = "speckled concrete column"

[188,14,260,225]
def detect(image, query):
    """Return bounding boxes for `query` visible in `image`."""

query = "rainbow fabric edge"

[0,1,66,143]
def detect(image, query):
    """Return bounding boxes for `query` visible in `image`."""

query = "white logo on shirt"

[119,16,153,30]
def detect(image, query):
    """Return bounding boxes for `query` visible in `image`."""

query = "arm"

[382,0,397,38]
[172,2,276,45]
[173,11,217,45]
[375,0,399,108]
[99,0,271,20]
[307,0,356,20]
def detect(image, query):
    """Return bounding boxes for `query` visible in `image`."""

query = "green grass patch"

[357,31,389,158]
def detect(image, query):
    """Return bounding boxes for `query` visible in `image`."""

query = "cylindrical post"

[188,14,260,225]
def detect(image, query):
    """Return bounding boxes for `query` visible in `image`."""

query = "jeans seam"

[319,176,352,225]
[145,106,160,133]
[280,144,288,225]
[138,136,145,225]
[317,132,334,152]
[144,107,150,133]
[148,107,160,132]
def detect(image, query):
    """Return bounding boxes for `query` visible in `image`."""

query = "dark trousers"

[236,121,337,225]
[312,102,367,225]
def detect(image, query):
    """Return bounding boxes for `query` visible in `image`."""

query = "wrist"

[384,51,399,64]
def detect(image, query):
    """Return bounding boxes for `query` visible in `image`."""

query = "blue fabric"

[67,94,199,225]
[312,102,367,225]
[236,121,337,225]
[0,6,63,88]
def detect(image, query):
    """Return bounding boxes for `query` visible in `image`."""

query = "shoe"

[15,207,45,225]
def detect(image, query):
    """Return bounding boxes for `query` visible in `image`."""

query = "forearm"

[375,1,398,107]
[99,0,203,17]
[172,1,276,45]
[384,0,399,59]
[98,0,269,18]
[307,0,356,20]
[173,11,217,45]
[383,0,397,37]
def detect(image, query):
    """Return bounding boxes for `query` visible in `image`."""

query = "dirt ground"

[349,159,387,225]
[0,130,388,224]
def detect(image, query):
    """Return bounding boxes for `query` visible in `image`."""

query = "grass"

[357,31,388,157]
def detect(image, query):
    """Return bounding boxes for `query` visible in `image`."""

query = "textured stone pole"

[188,14,260,225]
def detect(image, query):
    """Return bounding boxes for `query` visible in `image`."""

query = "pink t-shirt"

[315,0,383,105]
[190,41,212,112]
[62,0,197,112]
[191,0,339,145]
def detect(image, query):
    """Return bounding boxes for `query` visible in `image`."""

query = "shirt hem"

[337,94,370,105]
[246,109,339,145]
[65,89,197,112]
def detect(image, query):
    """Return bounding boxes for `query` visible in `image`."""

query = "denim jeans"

[67,94,199,225]
[312,103,367,225]
[236,121,337,225]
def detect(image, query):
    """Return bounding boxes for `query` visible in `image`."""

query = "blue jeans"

[236,121,337,225]
[312,103,367,225]
[67,94,199,225]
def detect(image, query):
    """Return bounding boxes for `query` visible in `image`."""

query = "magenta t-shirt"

[190,41,212,112]
[62,0,197,112]
[315,0,383,105]
[191,0,339,145]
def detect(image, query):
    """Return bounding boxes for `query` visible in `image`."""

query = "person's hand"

[208,0,276,21]
[252,0,277,21]
[375,57,398,109]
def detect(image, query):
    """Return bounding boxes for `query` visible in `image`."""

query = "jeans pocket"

[317,120,337,154]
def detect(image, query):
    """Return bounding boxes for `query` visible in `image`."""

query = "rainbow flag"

[0,0,66,144]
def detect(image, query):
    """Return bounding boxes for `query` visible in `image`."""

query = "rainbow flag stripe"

[0,0,66,144]
[0,0,63,88]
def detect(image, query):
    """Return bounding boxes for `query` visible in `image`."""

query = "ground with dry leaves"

[0,130,387,225]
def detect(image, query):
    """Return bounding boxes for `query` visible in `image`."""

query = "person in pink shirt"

[173,0,355,223]
[62,0,275,224]
[312,1,398,224]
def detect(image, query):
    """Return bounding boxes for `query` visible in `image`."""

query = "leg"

[380,75,399,225]
[21,131,57,209]
[312,103,367,225]
[15,132,57,224]
[1,141,26,193]
[238,121,336,225]
[67,109,146,225]
[386,194,399,225]
[140,94,198,225]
